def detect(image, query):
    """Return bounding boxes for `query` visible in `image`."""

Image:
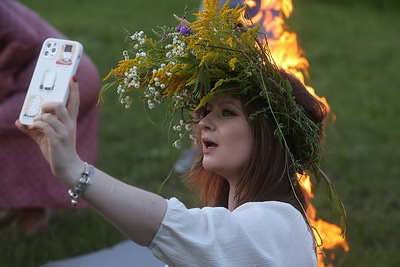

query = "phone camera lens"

[44,51,49,56]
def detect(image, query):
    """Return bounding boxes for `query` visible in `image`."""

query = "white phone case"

[19,38,83,125]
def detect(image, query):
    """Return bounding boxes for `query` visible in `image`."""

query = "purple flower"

[176,24,194,36]
[194,107,205,120]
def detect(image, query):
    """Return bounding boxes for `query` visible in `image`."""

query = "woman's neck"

[228,185,238,211]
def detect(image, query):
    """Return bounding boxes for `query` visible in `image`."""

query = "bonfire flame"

[243,0,349,265]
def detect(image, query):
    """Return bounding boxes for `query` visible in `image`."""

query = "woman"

[16,0,344,265]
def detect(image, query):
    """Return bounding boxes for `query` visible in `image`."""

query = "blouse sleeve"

[148,198,317,267]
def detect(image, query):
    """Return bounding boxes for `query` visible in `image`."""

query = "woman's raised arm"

[15,77,167,246]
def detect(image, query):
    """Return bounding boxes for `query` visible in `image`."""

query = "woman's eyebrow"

[218,100,242,109]
[206,99,242,110]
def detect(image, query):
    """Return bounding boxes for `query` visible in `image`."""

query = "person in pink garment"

[0,0,100,235]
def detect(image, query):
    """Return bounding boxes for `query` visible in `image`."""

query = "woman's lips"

[202,138,218,153]
[204,141,218,148]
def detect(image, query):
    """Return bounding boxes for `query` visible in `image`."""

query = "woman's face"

[198,96,253,185]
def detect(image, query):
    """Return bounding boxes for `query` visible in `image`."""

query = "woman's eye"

[222,109,236,116]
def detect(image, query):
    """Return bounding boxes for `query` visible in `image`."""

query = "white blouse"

[149,197,317,267]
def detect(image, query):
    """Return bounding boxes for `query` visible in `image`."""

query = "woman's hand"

[16,77,168,246]
[16,76,83,180]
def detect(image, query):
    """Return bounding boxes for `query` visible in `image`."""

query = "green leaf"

[193,64,203,98]
[98,81,117,104]
[176,56,199,65]
[318,166,347,236]
[203,62,210,95]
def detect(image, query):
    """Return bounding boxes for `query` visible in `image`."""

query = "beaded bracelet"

[68,162,94,207]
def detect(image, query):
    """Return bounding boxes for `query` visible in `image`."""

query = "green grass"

[1,0,399,266]
[290,2,400,266]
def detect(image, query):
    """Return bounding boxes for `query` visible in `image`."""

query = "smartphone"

[19,38,83,125]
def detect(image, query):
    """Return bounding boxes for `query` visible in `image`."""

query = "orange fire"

[243,0,349,265]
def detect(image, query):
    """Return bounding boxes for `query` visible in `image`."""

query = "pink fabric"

[0,0,100,208]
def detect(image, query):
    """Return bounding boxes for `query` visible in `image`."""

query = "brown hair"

[186,70,327,216]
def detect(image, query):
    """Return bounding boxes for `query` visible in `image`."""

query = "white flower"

[173,140,182,149]
[154,97,162,104]
[123,51,129,60]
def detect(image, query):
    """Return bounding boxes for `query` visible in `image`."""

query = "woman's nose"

[198,114,215,131]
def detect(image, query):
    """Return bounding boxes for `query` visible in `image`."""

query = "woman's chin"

[202,161,225,177]
[202,160,217,173]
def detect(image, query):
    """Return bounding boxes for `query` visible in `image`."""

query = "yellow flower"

[229,58,238,70]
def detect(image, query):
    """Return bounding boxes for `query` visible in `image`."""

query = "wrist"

[57,158,86,188]
[68,161,94,207]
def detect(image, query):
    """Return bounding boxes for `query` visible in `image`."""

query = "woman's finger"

[15,119,32,136]
[41,102,70,125]
[39,75,80,124]
[68,75,80,121]
[15,118,57,146]
[37,112,66,136]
